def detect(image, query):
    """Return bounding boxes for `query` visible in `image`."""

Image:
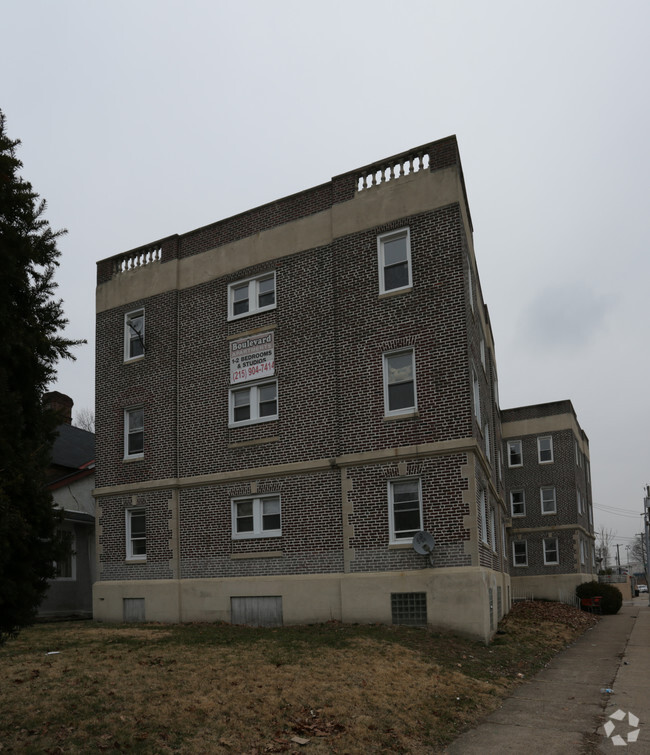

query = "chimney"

[44,391,74,425]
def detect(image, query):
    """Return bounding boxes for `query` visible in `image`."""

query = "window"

[468,262,474,312]
[479,489,488,544]
[228,272,276,320]
[537,436,553,464]
[389,479,422,542]
[498,450,502,481]
[54,528,75,580]
[580,539,586,565]
[490,508,496,552]
[513,541,528,566]
[229,380,278,426]
[577,489,583,515]
[126,508,146,560]
[480,338,486,371]
[378,228,412,294]
[124,408,144,458]
[507,440,522,467]
[541,486,557,515]
[124,309,145,361]
[510,490,525,517]
[543,538,559,565]
[232,495,281,539]
[472,370,481,426]
[484,423,490,461]
[383,349,416,416]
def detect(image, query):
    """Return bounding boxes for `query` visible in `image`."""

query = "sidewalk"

[444,598,649,754]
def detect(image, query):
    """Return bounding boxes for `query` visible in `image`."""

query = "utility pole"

[616,543,621,574]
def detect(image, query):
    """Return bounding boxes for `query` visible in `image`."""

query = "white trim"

[227,271,277,321]
[124,308,145,362]
[510,489,525,517]
[543,537,559,565]
[540,486,557,515]
[383,348,417,417]
[472,369,481,426]
[126,508,146,561]
[537,435,554,464]
[229,379,278,427]
[388,477,422,544]
[479,489,488,544]
[507,439,522,467]
[124,407,144,459]
[231,494,282,539]
[377,227,412,294]
[513,540,528,567]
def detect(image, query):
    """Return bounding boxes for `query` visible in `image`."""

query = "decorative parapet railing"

[356,148,431,192]
[111,243,162,275]
[97,235,179,284]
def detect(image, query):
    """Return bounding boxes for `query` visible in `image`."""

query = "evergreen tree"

[0,110,83,644]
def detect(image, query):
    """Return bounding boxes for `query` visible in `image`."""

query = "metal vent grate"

[391,592,427,626]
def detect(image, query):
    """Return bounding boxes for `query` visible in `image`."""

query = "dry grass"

[0,602,598,754]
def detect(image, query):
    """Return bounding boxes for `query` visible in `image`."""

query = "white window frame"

[510,490,525,517]
[498,450,502,482]
[507,440,522,467]
[124,308,145,362]
[472,369,481,426]
[54,527,76,580]
[479,489,488,544]
[480,338,486,371]
[580,539,586,565]
[378,227,412,294]
[383,348,417,416]
[124,407,144,459]
[229,379,278,427]
[540,486,557,515]
[577,489,583,515]
[388,478,422,544]
[513,541,528,567]
[490,508,496,552]
[484,423,490,461]
[543,537,559,565]
[537,436,554,464]
[468,261,474,313]
[126,508,146,561]
[227,272,277,321]
[231,494,282,539]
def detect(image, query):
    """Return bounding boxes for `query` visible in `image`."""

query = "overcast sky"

[3,0,648,560]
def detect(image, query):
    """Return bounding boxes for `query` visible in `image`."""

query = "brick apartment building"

[93,136,590,639]
[502,401,596,600]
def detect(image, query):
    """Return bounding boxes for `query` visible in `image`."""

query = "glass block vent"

[391,592,427,626]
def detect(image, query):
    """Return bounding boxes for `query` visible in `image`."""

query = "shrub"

[576,581,622,615]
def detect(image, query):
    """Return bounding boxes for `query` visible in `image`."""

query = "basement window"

[391,592,427,626]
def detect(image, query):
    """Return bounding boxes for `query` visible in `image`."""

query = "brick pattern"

[99,492,174,581]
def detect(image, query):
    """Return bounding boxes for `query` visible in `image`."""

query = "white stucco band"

[93,566,511,643]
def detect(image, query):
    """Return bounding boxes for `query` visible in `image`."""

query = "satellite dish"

[412,530,435,556]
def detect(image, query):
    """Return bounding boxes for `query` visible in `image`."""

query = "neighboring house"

[502,401,596,602]
[92,136,594,639]
[39,392,96,619]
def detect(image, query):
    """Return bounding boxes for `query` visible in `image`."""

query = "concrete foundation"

[94,566,511,643]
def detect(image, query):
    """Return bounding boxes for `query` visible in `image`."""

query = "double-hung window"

[232,495,281,538]
[538,436,553,463]
[388,479,422,542]
[479,490,488,544]
[378,228,412,294]
[543,537,559,565]
[124,408,144,458]
[229,380,277,426]
[126,508,146,560]
[507,440,522,467]
[472,370,481,426]
[383,349,416,416]
[513,541,528,566]
[541,486,557,515]
[124,309,145,361]
[489,508,496,552]
[510,490,525,517]
[228,272,276,320]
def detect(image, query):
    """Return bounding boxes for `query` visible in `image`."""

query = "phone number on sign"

[232,361,275,382]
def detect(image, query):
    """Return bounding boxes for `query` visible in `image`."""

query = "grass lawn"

[0,601,598,754]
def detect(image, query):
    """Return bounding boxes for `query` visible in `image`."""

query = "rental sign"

[229,332,275,384]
